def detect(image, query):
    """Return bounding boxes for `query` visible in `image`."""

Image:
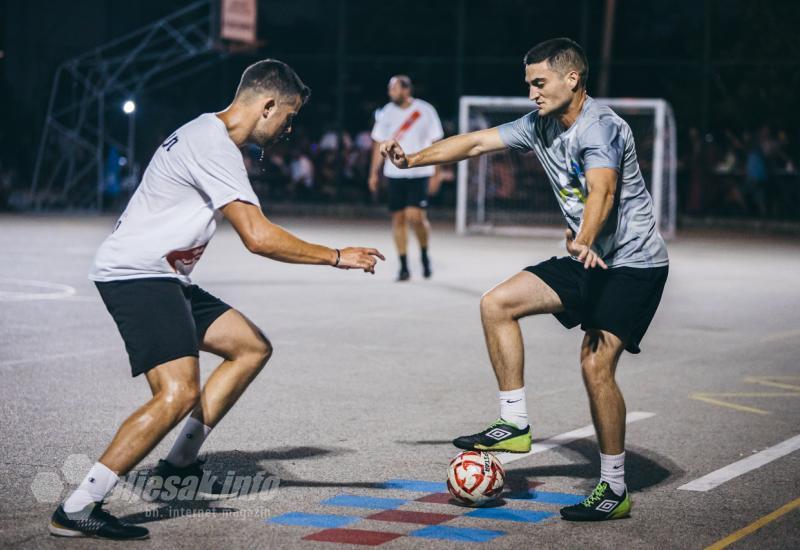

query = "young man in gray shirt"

[380,38,668,522]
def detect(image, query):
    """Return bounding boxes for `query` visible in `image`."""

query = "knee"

[392,212,406,226]
[244,331,273,371]
[580,346,615,388]
[157,382,201,419]
[405,209,422,226]
[480,289,511,322]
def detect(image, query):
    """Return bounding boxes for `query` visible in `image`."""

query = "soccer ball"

[446,451,505,506]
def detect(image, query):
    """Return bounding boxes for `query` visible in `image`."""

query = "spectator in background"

[369,75,443,281]
[743,130,768,216]
[289,148,314,200]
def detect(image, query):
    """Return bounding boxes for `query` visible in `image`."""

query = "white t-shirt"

[89,113,260,284]
[371,98,444,178]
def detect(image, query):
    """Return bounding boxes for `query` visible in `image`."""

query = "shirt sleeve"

[190,140,260,211]
[497,111,537,151]
[426,105,444,142]
[370,107,389,141]
[580,118,624,171]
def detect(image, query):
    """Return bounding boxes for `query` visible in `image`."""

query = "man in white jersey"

[381,38,668,521]
[369,75,443,281]
[49,59,384,540]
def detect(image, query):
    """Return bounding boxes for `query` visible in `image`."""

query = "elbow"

[244,230,275,256]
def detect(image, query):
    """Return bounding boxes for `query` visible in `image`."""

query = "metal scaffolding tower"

[30,0,225,210]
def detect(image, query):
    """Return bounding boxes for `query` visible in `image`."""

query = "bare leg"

[405,206,429,249]
[391,210,408,257]
[189,309,272,428]
[580,330,626,454]
[99,357,200,475]
[480,271,564,391]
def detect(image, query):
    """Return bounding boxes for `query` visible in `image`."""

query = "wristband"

[333,248,341,267]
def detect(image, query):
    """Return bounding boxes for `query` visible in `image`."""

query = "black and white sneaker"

[397,268,411,282]
[49,502,149,540]
[149,459,237,499]
[560,481,632,521]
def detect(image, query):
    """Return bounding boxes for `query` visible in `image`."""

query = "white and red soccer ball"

[446,451,505,506]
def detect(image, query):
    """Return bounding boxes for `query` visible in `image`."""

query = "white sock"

[599,451,626,496]
[63,462,119,513]
[498,387,528,430]
[165,417,213,467]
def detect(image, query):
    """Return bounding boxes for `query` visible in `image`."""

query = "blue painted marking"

[466,508,555,523]
[409,525,505,543]
[381,479,448,493]
[267,512,361,528]
[321,494,407,510]
[506,490,585,505]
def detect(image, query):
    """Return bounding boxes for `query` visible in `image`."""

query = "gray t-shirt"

[497,96,668,268]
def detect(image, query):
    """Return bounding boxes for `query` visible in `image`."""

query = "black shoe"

[150,459,237,499]
[452,418,532,453]
[560,481,632,521]
[50,502,149,540]
[397,268,411,282]
[421,257,432,279]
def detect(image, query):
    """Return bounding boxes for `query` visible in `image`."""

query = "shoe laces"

[582,482,608,508]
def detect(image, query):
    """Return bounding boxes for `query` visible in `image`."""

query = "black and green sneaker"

[452,418,531,453]
[560,481,631,521]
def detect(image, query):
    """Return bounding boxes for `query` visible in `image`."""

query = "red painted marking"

[303,528,403,546]
[415,493,454,504]
[366,510,456,525]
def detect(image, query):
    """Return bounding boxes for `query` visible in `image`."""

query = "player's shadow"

[120,446,393,525]
[503,439,682,495]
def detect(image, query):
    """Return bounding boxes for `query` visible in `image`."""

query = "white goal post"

[455,96,677,239]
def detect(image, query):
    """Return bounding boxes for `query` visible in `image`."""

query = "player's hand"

[368,173,380,195]
[379,140,409,169]
[565,229,607,270]
[335,247,386,274]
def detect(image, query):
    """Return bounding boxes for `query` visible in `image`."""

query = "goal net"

[455,97,677,239]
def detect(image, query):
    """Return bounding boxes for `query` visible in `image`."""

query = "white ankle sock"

[599,451,626,496]
[498,387,528,430]
[63,462,119,513]
[165,417,212,467]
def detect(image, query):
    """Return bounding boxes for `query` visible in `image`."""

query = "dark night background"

[1,0,799,218]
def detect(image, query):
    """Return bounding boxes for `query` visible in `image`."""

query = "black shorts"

[387,177,429,212]
[524,256,668,354]
[95,278,231,377]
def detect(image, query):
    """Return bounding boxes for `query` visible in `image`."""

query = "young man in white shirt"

[369,75,443,281]
[50,59,384,540]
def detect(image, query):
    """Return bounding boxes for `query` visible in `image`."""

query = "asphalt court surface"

[1,214,798,549]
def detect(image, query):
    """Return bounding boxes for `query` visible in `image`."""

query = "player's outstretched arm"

[380,127,507,169]
[222,200,385,273]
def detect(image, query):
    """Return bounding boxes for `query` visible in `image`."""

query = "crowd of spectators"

[680,125,798,219]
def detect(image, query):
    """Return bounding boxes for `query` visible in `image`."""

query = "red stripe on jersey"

[392,110,422,140]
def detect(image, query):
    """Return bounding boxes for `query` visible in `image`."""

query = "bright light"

[122,100,136,114]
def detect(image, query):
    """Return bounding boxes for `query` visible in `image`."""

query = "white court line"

[497,411,656,465]
[678,433,800,492]
[0,278,76,301]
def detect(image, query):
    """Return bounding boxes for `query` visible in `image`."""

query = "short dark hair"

[389,74,413,92]
[235,59,311,104]
[524,38,588,89]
